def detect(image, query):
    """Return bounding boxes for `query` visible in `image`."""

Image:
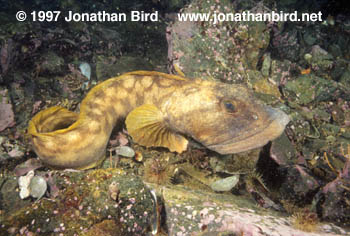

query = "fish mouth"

[207,107,290,154]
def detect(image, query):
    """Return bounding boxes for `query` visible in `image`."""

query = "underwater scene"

[0,0,350,235]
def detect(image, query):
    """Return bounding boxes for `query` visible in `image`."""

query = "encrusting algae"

[27,71,290,169]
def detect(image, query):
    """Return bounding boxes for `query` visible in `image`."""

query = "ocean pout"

[28,71,290,169]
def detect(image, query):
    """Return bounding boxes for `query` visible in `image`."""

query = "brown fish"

[27,71,290,169]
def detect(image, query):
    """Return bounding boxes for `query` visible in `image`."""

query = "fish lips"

[206,107,290,154]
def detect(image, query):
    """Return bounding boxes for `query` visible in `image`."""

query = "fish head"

[165,80,290,154]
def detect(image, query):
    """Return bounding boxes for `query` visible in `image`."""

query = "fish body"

[28,71,289,169]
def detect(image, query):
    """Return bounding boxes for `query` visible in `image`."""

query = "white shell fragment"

[210,175,240,192]
[18,170,35,199]
[18,170,48,200]
[115,146,135,158]
[79,62,91,80]
[79,62,92,89]
[29,176,47,199]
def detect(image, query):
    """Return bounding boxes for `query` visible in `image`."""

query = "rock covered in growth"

[159,185,346,235]
[0,168,155,236]
[278,165,321,204]
[283,74,338,105]
[271,28,300,62]
[0,89,15,132]
[38,51,65,75]
[318,175,350,224]
[315,151,350,224]
[167,0,270,84]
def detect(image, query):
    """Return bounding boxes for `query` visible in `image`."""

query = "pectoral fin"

[125,104,188,153]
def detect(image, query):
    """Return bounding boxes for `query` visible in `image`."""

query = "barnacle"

[108,181,120,201]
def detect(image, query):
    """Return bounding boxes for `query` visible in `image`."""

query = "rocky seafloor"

[1,0,350,235]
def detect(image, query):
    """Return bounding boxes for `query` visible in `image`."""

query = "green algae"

[284,74,337,105]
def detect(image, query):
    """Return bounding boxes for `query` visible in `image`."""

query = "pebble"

[29,176,47,199]
[115,146,135,157]
[210,175,239,192]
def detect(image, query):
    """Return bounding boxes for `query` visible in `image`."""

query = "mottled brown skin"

[28,71,289,169]
[163,80,289,154]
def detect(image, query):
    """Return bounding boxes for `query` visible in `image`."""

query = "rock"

[328,44,342,58]
[303,31,317,46]
[1,168,154,235]
[288,111,320,140]
[321,124,341,137]
[0,135,25,165]
[279,165,321,204]
[7,148,24,158]
[270,59,295,85]
[29,176,47,199]
[158,185,343,235]
[0,38,15,76]
[115,146,135,158]
[95,55,153,81]
[317,176,350,224]
[331,59,348,81]
[14,158,43,177]
[340,69,350,87]
[309,45,334,72]
[0,89,15,131]
[251,75,281,100]
[261,52,271,77]
[284,74,337,105]
[311,45,333,62]
[272,28,300,62]
[167,0,270,83]
[83,219,123,236]
[39,51,64,74]
[316,157,350,224]
[270,134,297,166]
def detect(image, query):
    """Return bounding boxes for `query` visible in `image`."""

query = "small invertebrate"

[108,181,120,201]
[134,151,143,162]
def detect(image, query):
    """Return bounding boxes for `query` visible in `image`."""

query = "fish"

[27,71,290,170]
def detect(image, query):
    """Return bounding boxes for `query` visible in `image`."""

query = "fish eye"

[223,101,236,113]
